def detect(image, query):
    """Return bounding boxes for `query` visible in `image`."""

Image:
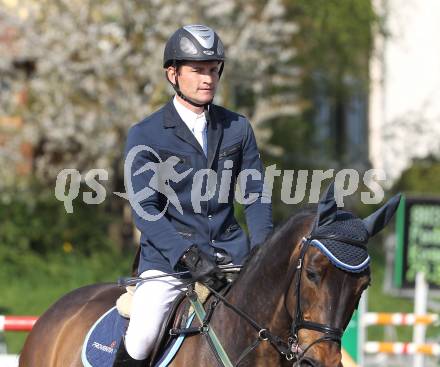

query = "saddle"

[116,284,211,366]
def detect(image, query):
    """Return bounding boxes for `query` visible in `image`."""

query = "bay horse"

[20,184,401,367]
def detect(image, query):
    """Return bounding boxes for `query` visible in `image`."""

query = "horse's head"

[286,183,401,367]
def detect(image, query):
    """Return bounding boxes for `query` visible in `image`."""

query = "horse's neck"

[225,223,307,334]
[206,215,313,365]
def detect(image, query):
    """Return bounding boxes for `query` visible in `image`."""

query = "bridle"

[201,233,368,366]
[287,237,344,362]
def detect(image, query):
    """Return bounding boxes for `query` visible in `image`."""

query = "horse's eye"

[306,269,320,283]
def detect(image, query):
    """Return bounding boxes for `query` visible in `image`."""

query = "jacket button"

[211,239,216,243]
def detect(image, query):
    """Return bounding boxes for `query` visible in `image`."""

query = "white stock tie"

[193,114,207,156]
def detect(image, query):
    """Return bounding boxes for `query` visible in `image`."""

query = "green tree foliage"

[283,0,378,157]
[0,183,116,257]
[392,155,440,196]
[287,0,377,87]
[263,0,380,222]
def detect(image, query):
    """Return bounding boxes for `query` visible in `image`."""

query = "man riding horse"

[115,24,273,366]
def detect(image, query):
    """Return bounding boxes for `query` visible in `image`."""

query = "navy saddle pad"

[81,306,195,367]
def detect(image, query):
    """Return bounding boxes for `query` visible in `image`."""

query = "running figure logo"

[124,145,192,221]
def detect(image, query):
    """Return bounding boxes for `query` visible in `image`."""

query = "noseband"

[288,237,343,361]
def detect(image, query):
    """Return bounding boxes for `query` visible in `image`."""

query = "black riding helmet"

[163,24,225,108]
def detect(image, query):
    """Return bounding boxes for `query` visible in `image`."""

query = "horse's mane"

[241,207,317,272]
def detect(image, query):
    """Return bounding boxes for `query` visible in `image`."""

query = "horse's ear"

[363,194,402,238]
[316,181,337,226]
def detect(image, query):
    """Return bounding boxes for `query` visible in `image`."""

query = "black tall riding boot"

[112,339,146,367]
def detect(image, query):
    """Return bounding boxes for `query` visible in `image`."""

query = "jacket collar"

[163,99,224,168]
[163,100,204,155]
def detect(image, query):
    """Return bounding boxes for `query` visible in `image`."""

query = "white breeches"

[124,270,187,360]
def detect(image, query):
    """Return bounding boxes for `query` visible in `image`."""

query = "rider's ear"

[363,194,402,238]
[316,181,337,227]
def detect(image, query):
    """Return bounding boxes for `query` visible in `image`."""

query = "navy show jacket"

[124,99,273,275]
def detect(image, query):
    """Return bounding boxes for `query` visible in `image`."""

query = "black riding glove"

[180,245,226,290]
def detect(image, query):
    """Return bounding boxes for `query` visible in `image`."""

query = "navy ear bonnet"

[305,181,401,273]
[307,211,370,273]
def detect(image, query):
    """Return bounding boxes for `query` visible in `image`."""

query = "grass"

[0,249,131,354]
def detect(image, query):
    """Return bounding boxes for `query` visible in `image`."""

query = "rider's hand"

[180,245,226,290]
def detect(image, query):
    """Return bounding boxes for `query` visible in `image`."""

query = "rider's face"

[167,61,220,105]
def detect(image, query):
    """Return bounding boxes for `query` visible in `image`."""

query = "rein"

[202,283,294,366]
